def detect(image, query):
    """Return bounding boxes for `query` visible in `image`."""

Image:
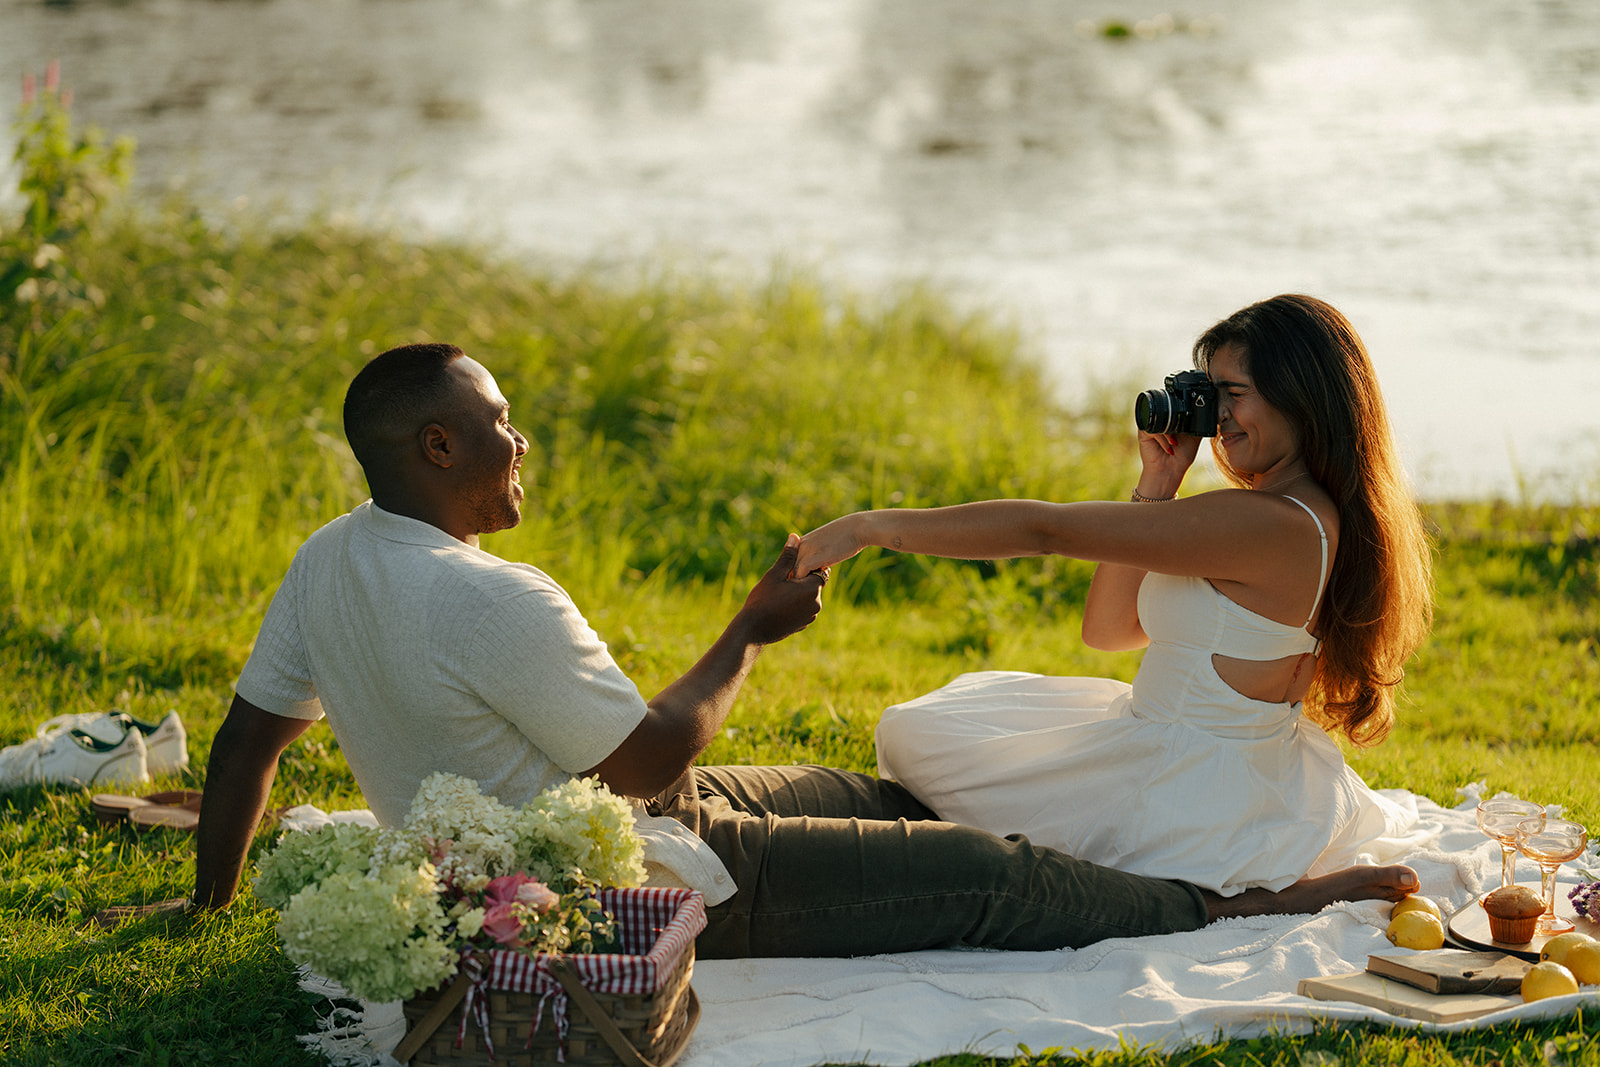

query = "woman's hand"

[1134,431,1202,500]
[795,513,869,576]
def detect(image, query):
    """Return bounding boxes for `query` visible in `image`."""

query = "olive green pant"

[647,764,1209,959]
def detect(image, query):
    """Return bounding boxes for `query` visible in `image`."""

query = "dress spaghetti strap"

[1281,495,1329,630]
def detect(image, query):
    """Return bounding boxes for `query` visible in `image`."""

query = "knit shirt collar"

[358,499,478,552]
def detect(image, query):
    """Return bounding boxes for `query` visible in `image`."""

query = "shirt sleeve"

[235,559,326,721]
[467,577,648,774]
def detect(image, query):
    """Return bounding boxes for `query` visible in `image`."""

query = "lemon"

[1385,910,1445,950]
[1565,940,1600,985]
[1390,895,1443,922]
[1539,931,1596,966]
[1522,961,1580,1002]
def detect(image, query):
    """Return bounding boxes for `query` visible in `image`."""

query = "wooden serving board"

[1297,971,1520,1023]
[1446,885,1600,962]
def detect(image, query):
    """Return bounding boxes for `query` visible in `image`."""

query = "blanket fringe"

[295,965,407,1067]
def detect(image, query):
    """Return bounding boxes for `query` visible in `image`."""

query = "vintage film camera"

[1133,370,1219,437]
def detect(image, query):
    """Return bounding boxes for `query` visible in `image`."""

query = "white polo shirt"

[236,501,734,904]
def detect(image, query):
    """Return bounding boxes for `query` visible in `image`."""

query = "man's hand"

[587,534,828,799]
[736,534,827,645]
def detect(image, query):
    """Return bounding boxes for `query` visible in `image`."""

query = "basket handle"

[550,957,702,1067]
[391,970,472,1064]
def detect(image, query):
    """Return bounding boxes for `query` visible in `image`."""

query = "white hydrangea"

[404,773,519,889]
[512,776,645,891]
[455,906,486,938]
[368,827,428,872]
[252,822,381,912]
[277,861,455,1003]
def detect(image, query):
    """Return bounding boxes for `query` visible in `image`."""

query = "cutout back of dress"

[1209,495,1329,704]
[1136,495,1331,717]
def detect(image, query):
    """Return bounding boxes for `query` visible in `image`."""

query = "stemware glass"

[1476,798,1545,890]
[1516,816,1589,935]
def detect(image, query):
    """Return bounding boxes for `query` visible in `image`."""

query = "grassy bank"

[3,92,1599,1067]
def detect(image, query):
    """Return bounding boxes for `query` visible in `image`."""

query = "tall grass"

[2,86,1599,1067]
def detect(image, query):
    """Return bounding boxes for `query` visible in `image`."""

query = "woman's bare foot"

[1203,864,1419,922]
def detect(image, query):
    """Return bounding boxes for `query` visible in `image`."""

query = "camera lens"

[1134,389,1175,434]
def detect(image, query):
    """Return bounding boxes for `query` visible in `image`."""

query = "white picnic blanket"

[290,784,1600,1067]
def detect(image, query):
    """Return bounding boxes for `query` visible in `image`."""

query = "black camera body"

[1134,370,1219,437]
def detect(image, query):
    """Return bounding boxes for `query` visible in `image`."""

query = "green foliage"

[1338,501,1600,819]
[0,91,1597,1066]
[2,64,134,347]
[10,64,135,244]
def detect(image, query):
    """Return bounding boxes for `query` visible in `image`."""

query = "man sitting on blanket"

[189,342,1418,957]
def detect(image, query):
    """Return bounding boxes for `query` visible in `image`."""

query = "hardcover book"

[1366,949,1530,994]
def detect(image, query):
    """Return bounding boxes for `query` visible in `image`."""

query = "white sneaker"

[0,722,149,789]
[36,710,188,776]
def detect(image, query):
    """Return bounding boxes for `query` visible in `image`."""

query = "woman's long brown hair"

[1194,294,1433,746]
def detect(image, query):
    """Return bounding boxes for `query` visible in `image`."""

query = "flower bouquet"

[255,773,706,1066]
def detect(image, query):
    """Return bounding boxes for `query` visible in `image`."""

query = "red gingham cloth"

[456,887,706,1061]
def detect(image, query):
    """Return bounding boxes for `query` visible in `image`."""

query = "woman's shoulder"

[1190,484,1334,518]
[1187,484,1341,553]
[1276,486,1340,539]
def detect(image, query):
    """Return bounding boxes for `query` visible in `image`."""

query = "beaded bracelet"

[1130,488,1177,503]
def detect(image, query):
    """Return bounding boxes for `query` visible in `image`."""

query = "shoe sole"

[89,791,287,834]
[129,806,200,831]
[92,790,203,830]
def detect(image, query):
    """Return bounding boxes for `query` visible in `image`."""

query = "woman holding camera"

[794,294,1433,896]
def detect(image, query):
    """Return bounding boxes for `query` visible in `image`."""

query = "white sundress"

[874,497,1417,896]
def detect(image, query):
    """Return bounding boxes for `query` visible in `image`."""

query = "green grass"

[2,95,1599,1066]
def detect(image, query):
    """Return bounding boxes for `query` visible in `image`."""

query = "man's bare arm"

[588,535,825,799]
[191,694,312,910]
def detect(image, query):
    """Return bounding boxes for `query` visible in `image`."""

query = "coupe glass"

[1476,798,1545,889]
[1516,816,1589,935]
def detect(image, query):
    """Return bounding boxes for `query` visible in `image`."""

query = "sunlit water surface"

[7,0,1600,500]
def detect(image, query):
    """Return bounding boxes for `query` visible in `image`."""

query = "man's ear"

[419,422,453,469]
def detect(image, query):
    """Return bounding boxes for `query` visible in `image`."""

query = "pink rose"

[484,872,537,908]
[480,903,525,946]
[514,881,559,913]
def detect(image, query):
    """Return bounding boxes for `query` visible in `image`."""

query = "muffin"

[1483,885,1545,944]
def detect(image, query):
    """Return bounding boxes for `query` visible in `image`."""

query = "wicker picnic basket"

[393,887,705,1067]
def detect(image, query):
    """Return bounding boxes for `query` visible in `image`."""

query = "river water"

[7,0,1599,501]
